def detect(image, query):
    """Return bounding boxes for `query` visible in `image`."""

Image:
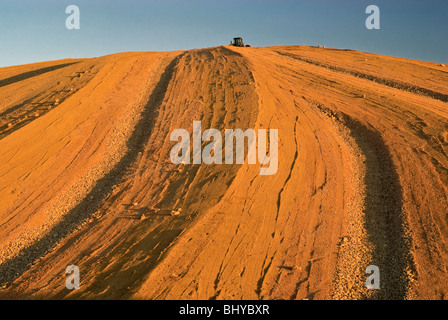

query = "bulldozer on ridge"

[230,37,251,47]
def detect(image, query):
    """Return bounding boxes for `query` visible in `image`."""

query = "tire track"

[0,62,78,89]
[0,54,183,287]
[314,104,415,299]
[276,51,448,103]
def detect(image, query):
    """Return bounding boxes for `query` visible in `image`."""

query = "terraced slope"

[0,46,447,299]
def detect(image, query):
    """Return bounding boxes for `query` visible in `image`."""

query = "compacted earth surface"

[0,45,447,300]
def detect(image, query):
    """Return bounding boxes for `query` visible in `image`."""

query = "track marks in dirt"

[275,116,299,226]
[1,45,447,299]
[275,50,448,103]
[0,62,78,88]
[0,47,260,298]
[313,103,414,299]
[0,56,180,286]
[0,63,100,140]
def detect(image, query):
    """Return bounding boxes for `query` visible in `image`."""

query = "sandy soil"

[0,45,447,299]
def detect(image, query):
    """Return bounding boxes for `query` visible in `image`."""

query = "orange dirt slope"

[0,45,447,300]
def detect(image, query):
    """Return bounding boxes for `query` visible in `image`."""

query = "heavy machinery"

[230,37,250,47]
[231,37,244,47]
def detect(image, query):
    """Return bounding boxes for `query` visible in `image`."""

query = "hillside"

[0,46,447,299]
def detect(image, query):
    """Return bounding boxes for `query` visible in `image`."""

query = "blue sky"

[0,0,447,67]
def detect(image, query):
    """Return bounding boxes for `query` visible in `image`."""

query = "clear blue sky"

[0,0,447,67]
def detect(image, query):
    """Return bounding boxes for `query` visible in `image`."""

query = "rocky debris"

[292,265,302,272]
[340,236,351,244]
[171,208,182,216]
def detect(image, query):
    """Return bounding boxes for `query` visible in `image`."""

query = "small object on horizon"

[231,37,248,47]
